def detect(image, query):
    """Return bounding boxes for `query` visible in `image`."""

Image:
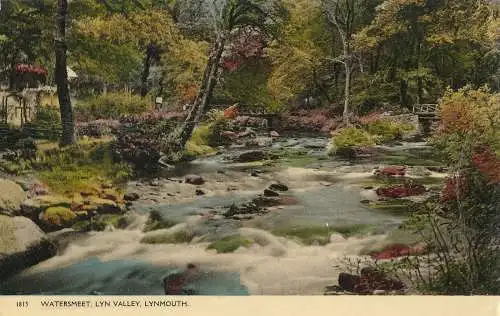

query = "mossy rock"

[329,128,376,156]
[206,235,254,253]
[20,195,75,218]
[184,141,216,159]
[40,206,77,228]
[143,210,178,232]
[140,229,194,244]
[272,224,376,246]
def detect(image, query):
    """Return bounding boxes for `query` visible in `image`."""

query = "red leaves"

[378,166,406,176]
[371,243,427,260]
[222,58,242,71]
[472,147,500,184]
[441,176,468,202]
[376,184,426,198]
[15,64,48,76]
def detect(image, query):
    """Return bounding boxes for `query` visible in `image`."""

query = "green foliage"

[331,127,375,151]
[184,110,233,158]
[76,92,153,120]
[207,235,254,253]
[431,87,500,162]
[266,0,330,106]
[365,119,415,143]
[215,58,274,108]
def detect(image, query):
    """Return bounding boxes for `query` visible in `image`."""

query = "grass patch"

[35,142,132,197]
[140,230,194,244]
[206,235,254,253]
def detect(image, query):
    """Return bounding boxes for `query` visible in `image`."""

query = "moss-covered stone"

[40,206,77,227]
[143,210,178,232]
[140,230,194,244]
[272,224,375,246]
[206,235,254,253]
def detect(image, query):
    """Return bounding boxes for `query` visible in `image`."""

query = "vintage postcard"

[0,0,499,312]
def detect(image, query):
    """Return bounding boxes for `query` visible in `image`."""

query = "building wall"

[39,93,59,108]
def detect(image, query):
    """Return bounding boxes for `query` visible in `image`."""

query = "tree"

[266,0,332,108]
[322,0,365,125]
[0,0,55,88]
[55,0,75,146]
[167,0,273,157]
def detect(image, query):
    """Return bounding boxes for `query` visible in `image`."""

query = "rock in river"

[264,189,280,197]
[124,192,140,201]
[185,175,205,185]
[268,183,289,192]
[236,150,268,162]
[0,215,57,281]
[0,179,27,216]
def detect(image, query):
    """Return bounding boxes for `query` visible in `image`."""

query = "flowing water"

[0,137,442,295]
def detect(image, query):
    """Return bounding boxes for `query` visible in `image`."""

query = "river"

[0,136,445,295]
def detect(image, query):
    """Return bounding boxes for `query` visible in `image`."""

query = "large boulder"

[0,215,57,281]
[0,179,27,216]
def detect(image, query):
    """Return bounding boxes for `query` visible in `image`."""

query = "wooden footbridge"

[412,103,440,134]
[412,103,439,118]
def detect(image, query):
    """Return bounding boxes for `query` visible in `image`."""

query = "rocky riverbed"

[0,132,447,295]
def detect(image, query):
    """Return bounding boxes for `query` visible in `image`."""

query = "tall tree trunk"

[343,61,351,126]
[140,44,153,97]
[55,0,75,146]
[400,79,409,108]
[416,41,423,104]
[175,34,226,150]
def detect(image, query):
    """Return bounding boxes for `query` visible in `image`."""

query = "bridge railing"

[413,103,439,114]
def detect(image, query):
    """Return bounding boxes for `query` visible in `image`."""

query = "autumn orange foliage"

[223,104,239,119]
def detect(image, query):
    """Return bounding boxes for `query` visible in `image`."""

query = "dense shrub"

[75,91,153,120]
[76,119,121,137]
[329,127,375,154]
[432,87,500,158]
[365,119,415,143]
[0,124,30,150]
